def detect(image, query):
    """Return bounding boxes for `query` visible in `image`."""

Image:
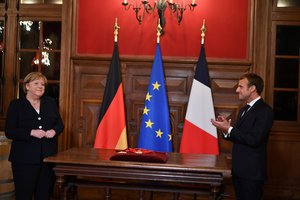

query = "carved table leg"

[104,187,111,200]
[139,190,145,200]
[69,184,78,200]
[55,176,67,200]
[211,185,221,200]
[193,193,197,200]
[173,192,180,200]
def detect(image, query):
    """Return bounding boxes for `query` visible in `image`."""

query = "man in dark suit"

[211,73,273,200]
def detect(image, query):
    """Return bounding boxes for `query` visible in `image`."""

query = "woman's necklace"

[27,97,40,108]
[31,100,39,105]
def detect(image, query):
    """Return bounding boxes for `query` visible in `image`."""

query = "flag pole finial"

[157,18,162,44]
[201,19,206,45]
[114,18,120,42]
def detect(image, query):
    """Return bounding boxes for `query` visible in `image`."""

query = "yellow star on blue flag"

[138,44,172,152]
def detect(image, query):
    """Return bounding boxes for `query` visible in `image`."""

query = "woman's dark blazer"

[5,96,64,164]
[226,98,273,181]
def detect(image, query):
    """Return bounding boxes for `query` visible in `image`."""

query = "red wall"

[77,0,249,59]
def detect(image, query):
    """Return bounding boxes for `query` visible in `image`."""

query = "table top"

[44,147,231,176]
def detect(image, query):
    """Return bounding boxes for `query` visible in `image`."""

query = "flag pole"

[114,18,120,42]
[157,18,162,44]
[201,19,206,45]
[180,18,219,155]
[94,17,128,149]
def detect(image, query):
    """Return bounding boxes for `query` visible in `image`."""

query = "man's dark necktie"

[241,104,251,118]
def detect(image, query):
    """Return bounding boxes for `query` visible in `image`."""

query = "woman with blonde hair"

[5,72,64,200]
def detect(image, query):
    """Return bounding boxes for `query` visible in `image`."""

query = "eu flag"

[137,44,172,152]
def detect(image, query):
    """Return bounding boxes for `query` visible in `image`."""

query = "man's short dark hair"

[240,73,264,95]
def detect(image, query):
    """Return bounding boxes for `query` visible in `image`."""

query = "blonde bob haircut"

[23,72,47,93]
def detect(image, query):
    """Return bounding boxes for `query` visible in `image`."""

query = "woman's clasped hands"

[30,129,56,139]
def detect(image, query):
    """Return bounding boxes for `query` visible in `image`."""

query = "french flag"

[180,44,219,155]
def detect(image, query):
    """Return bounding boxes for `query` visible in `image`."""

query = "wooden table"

[44,148,231,200]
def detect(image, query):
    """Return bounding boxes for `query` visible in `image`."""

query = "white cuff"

[223,126,233,138]
[228,126,233,134]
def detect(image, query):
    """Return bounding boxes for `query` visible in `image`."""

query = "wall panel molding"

[68,56,250,153]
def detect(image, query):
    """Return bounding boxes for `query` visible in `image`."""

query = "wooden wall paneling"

[125,61,195,152]
[260,1,300,198]
[77,99,101,147]
[71,59,111,148]
[70,56,252,155]
[252,0,271,100]
[264,132,300,199]
[124,61,151,149]
[58,0,74,151]
[209,63,251,104]
[18,4,62,18]
[0,2,18,129]
[165,63,195,153]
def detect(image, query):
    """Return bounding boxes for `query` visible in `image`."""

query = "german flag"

[94,42,128,149]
